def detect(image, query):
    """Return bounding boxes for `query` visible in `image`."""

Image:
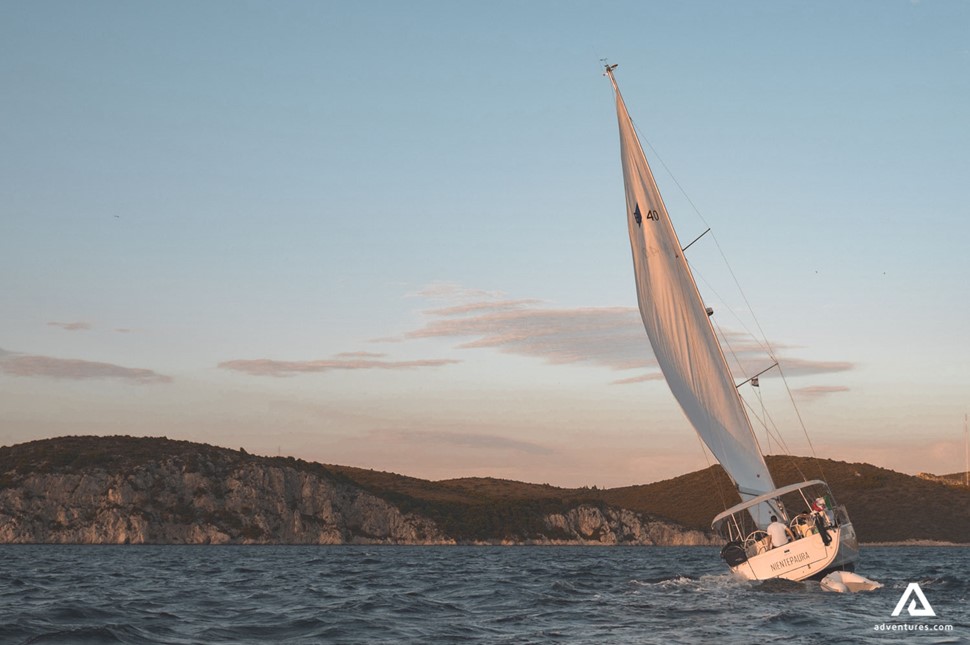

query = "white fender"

[820,577,848,593]
[820,571,883,593]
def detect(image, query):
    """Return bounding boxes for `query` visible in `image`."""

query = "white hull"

[730,521,859,582]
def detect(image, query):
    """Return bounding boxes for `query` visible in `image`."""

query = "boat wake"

[631,572,746,595]
[752,577,812,593]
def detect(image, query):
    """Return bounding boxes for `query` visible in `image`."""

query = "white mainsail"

[606,66,777,524]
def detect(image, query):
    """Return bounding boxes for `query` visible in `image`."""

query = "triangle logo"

[891,582,936,617]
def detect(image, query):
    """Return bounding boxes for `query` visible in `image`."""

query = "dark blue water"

[0,546,966,644]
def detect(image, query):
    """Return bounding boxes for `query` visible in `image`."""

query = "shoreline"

[0,540,967,547]
[860,540,968,547]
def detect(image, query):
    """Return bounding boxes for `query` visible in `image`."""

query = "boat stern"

[713,481,860,582]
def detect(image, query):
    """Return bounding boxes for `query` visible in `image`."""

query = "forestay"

[607,67,777,525]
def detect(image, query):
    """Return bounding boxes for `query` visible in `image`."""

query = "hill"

[595,456,970,543]
[0,436,710,545]
[332,455,970,544]
[0,436,966,544]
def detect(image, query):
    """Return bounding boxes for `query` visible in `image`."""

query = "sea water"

[0,546,966,644]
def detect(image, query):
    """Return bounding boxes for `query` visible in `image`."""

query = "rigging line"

[631,116,824,484]
[710,316,749,396]
[694,427,729,512]
[755,390,785,456]
[679,278,737,496]
[688,257,772,358]
[712,321,783,487]
[742,406,809,487]
[740,381,792,456]
[693,298,739,484]
[741,389,796,460]
[682,228,711,253]
[711,316,776,420]
[630,118,780,361]
[632,118,825,483]
[760,382,770,454]
[705,230,777,358]
[702,255,812,479]
[746,386,809,482]
[736,363,779,390]
[631,120,712,234]
[751,389,807,480]
[713,295,805,472]
[711,316,775,463]
[776,361,827,482]
[631,115,777,362]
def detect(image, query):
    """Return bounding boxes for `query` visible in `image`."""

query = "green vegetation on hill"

[331,456,970,544]
[328,467,607,541]
[590,455,970,543]
[0,435,361,500]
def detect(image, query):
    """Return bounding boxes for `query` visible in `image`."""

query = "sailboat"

[605,64,859,582]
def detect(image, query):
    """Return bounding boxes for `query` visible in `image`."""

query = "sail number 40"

[633,205,661,226]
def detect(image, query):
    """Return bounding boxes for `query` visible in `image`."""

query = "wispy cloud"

[219,356,461,377]
[793,385,850,400]
[0,350,171,384]
[410,282,506,302]
[425,299,544,317]
[47,321,92,332]
[611,373,666,385]
[227,283,853,385]
[778,359,853,378]
[406,305,653,371]
[395,283,854,385]
[372,429,554,456]
[334,351,386,359]
[730,342,855,378]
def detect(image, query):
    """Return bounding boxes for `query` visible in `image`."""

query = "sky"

[1,1,968,488]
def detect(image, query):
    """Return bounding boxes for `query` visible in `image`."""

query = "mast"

[606,63,779,523]
[604,63,620,93]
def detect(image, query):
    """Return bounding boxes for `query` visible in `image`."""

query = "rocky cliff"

[0,440,447,544]
[541,505,712,546]
[0,436,715,545]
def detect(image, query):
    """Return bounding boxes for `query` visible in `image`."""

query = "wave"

[18,625,158,645]
[3,545,965,644]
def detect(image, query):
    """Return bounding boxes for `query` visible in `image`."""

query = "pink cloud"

[425,299,543,317]
[0,352,171,384]
[406,305,653,370]
[219,356,461,377]
[411,282,506,301]
[334,351,387,359]
[611,373,666,385]
[792,385,850,400]
[395,284,855,385]
[225,283,854,385]
[372,429,554,456]
[47,321,92,331]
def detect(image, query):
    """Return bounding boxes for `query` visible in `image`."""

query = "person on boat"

[766,515,790,548]
[814,514,833,546]
[811,497,835,526]
[810,499,834,546]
